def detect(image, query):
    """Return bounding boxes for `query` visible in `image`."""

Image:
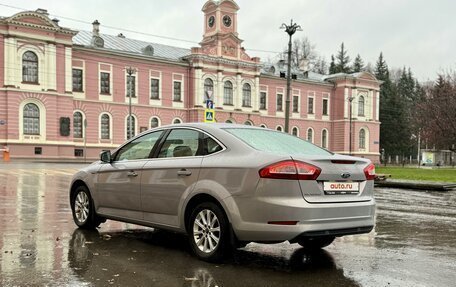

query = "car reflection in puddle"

[67,228,360,287]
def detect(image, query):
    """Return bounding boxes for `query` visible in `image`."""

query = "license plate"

[323,182,359,194]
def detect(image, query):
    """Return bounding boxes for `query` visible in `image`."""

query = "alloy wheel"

[74,191,90,223]
[193,209,221,253]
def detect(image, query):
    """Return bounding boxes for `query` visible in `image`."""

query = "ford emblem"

[341,173,351,179]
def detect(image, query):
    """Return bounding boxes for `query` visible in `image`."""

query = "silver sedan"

[70,123,376,262]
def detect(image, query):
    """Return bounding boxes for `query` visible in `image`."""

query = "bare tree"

[416,72,456,151]
[282,36,318,71]
[292,37,317,68]
[312,56,328,74]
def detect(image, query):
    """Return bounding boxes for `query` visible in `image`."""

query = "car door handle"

[127,171,138,177]
[177,169,192,176]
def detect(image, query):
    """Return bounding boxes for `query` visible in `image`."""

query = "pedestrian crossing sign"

[204,109,215,123]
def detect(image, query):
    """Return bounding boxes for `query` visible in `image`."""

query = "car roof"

[159,123,267,132]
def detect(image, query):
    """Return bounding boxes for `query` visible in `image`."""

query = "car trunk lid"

[291,154,374,203]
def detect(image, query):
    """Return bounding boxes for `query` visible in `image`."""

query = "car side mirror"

[100,150,112,163]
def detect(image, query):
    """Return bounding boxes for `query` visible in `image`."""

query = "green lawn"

[376,167,456,183]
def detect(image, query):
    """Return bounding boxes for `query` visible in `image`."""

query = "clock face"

[223,15,232,27]
[208,16,215,28]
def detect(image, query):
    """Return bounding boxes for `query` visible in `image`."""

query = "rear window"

[225,128,332,156]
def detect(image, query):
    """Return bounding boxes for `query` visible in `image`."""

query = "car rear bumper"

[225,195,376,242]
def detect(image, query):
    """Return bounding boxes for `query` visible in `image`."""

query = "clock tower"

[188,0,261,112]
[200,0,249,60]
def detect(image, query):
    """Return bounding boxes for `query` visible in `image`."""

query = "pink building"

[0,0,381,163]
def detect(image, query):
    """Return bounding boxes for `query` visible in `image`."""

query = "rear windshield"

[224,128,332,156]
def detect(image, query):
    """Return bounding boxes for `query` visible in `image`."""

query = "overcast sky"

[2,0,455,81]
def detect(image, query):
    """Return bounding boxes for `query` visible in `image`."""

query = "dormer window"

[143,45,154,56]
[22,51,38,83]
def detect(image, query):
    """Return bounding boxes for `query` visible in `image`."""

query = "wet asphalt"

[0,163,455,287]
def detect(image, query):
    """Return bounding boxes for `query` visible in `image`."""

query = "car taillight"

[259,160,321,180]
[364,163,376,180]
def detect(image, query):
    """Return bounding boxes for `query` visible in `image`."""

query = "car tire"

[68,229,99,275]
[188,202,230,262]
[71,185,103,230]
[297,236,335,249]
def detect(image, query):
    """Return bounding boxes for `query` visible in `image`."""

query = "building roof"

[260,61,327,83]
[73,30,191,62]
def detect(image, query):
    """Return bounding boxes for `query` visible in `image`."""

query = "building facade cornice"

[259,73,334,88]
[185,54,261,70]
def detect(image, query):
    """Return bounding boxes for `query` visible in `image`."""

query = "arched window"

[242,83,251,107]
[359,128,366,149]
[22,51,38,83]
[292,127,299,137]
[151,117,160,128]
[322,129,328,149]
[204,78,214,101]
[307,128,314,143]
[224,81,233,105]
[358,96,365,116]
[173,118,182,124]
[225,119,233,124]
[260,124,267,128]
[244,121,253,126]
[23,103,40,135]
[126,115,136,140]
[73,112,83,138]
[101,114,110,139]
[276,126,283,132]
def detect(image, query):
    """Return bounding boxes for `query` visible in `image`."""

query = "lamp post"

[126,66,137,140]
[348,96,354,155]
[281,20,301,133]
[417,131,421,167]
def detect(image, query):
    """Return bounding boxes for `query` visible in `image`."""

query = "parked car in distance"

[70,123,376,262]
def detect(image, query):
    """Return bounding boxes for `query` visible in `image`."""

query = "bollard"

[2,146,10,162]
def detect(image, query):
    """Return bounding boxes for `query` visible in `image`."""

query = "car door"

[95,130,164,220]
[141,128,203,227]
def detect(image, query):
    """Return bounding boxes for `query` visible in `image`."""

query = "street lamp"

[348,96,354,155]
[126,66,137,140]
[280,19,301,133]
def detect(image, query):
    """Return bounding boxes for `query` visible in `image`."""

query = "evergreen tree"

[395,67,416,155]
[335,42,351,73]
[329,55,337,74]
[375,52,389,81]
[375,53,396,161]
[352,54,365,72]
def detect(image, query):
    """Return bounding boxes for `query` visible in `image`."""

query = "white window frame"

[307,127,314,143]
[99,63,113,102]
[172,73,185,108]
[322,93,330,120]
[149,70,162,106]
[18,98,47,142]
[358,127,369,152]
[99,112,113,141]
[149,116,161,129]
[125,114,138,140]
[125,68,138,104]
[17,45,47,91]
[172,117,183,125]
[307,91,315,119]
[292,126,299,137]
[72,60,86,99]
[73,110,86,139]
[321,128,329,149]
[292,89,300,117]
